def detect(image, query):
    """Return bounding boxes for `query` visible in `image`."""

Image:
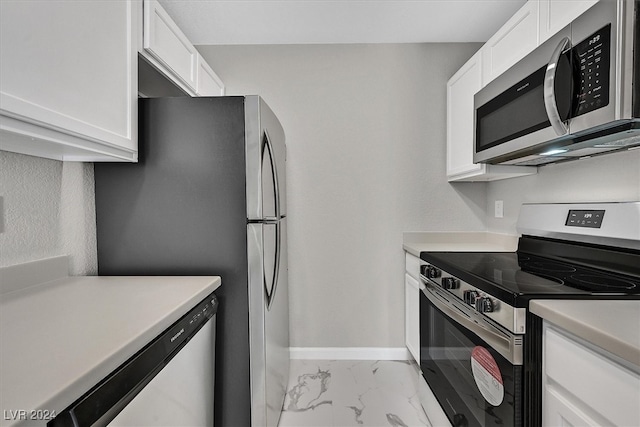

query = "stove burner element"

[522,261,577,273]
[568,274,638,292]
[525,272,565,285]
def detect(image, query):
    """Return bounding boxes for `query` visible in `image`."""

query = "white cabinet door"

[196,54,225,96]
[447,51,485,180]
[143,0,198,94]
[405,273,420,363]
[543,323,640,426]
[405,252,422,281]
[140,1,225,98]
[0,0,137,162]
[482,1,539,86]
[446,53,535,182]
[539,0,599,44]
[544,387,601,427]
[446,24,537,181]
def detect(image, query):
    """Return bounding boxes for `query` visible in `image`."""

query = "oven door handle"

[423,286,523,365]
[544,36,571,136]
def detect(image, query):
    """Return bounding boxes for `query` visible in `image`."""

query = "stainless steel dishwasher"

[50,294,218,427]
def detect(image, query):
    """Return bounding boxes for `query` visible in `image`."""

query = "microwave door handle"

[544,37,571,136]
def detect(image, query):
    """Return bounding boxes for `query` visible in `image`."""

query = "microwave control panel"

[573,24,611,117]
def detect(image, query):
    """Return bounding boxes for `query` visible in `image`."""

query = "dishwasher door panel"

[109,319,215,426]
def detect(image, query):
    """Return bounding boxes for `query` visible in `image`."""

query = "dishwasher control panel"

[164,294,218,355]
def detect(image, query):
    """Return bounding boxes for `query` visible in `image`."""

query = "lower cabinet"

[405,273,420,363]
[542,323,640,426]
[405,252,423,363]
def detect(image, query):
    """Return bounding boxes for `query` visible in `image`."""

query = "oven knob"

[463,290,479,305]
[441,277,459,290]
[420,265,429,276]
[475,297,495,313]
[421,265,441,279]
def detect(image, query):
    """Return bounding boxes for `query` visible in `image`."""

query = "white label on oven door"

[471,346,504,406]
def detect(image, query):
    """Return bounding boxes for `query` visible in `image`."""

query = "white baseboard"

[290,347,411,360]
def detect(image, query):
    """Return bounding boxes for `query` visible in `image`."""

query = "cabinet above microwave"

[474,0,640,167]
[446,0,601,182]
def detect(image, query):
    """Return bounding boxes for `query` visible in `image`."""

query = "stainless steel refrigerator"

[94,96,289,427]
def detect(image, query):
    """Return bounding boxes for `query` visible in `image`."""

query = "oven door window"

[420,290,522,427]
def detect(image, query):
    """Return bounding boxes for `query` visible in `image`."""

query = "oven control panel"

[565,209,605,228]
[420,263,526,334]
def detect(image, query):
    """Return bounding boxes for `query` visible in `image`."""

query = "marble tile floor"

[278,360,430,427]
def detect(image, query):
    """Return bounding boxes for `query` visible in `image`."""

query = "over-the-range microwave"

[474,0,640,166]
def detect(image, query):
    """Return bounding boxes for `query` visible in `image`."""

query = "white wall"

[0,150,97,275]
[486,149,640,234]
[199,43,484,348]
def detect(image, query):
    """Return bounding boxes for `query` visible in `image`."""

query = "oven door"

[420,283,523,427]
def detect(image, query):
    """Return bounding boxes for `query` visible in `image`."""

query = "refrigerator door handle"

[265,222,281,310]
[263,131,281,220]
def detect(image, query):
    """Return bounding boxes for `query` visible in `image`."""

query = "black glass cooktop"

[420,249,640,307]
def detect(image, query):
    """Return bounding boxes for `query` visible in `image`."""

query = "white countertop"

[530,300,640,369]
[0,256,221,426]
[403,231,519,256]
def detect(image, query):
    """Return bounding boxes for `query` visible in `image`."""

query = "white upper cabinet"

[446,0,599,181]
[197,54,225,96]
[482,1,539,86]
[447,52,537,182]
[142,0,198,93]
[447,52,484,180]
[0,0,138,162]
[539,0,600,44]
[141,0,224,98]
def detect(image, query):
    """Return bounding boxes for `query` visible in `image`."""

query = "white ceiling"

[158,0,527,45]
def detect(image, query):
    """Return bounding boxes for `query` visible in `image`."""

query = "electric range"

[417,202,640,427]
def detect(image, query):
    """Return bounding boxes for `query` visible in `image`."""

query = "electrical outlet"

[495,200,504,218]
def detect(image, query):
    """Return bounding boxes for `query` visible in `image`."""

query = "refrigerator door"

[262,221,279,309]
[265,218,289,427]
[247,219,290,427]
[246,96,287,221]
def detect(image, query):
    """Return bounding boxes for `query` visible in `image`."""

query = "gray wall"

[485,149,640,234]
[5,42,636,350]
[198,43,484,348]
[0,150,97,275]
